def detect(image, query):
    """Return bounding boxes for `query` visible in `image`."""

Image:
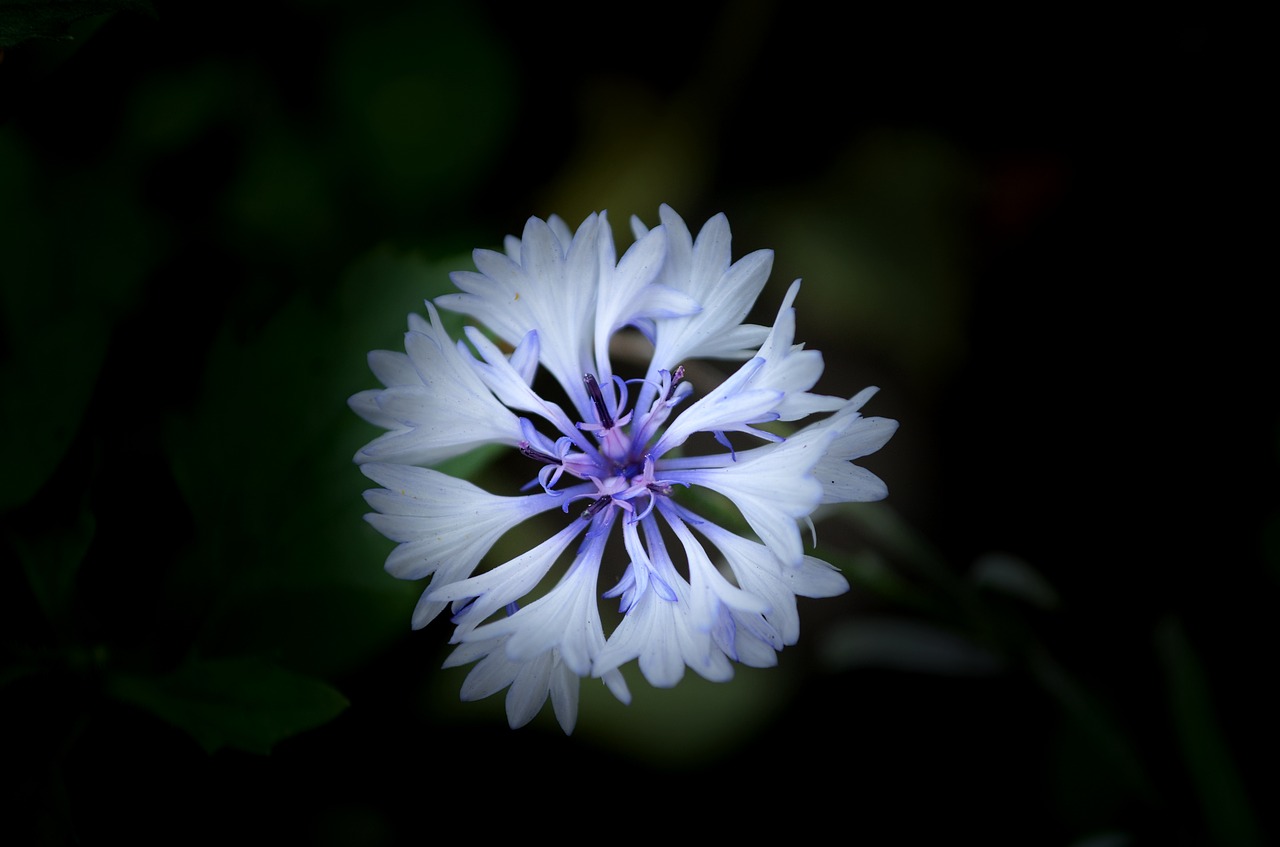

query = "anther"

[518,441,559,464]
[583,373,614,429]
[580,496,612,520]
[665,365,685,401]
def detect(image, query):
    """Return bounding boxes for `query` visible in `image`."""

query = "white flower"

[352,205,898,733]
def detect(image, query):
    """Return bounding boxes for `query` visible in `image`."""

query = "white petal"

[450,634,580,733]
[687,517,803,645]
[593,515,731,685]
[458,648,518,701]
[442,636,496,670]
[642,206,775,375]
[428,520,587,635]
[461,326,581,441]
[688,210,732,289]
[548,659,580,734]
[815,460,890,503]
[812,401,898,503]
[347,389,399,429]
[664,427,836,566]
[665,507,770,634]
[595,590,684,687]
[593,223,667,366]
[750,280,847,420]
[791,555,852,598]
[505,652,554,729]
[546,214,574,250]
[366,348,417,386]
[651,358,783,455]
[351,301,524,465]
[727,614,783,667]
[829,415,900,461]
[463,530,610,677]
[359,463,560,627]
[438,214,604,417]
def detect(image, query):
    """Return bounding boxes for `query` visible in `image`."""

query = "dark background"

[2,2,1273,845]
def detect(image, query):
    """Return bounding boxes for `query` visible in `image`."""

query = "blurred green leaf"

[762,129,975,385]
[121,58,242,152]
[0,661,38,688]
[326,3,514,214]
[840,501,991,634]
[1032,645,1154,805]
[432,443,506,483]
[224,121,338,264]
[828,548,947,616]
[5,487,94,631]
[818,616,1004,675]
[843,501,960,584]
[971,551,1059,609]
[1156,617,1264,847]
[0,132,154,511]
[159,248,473,677]
[336,246,472,356]
[540,81,712,229]
[109,655,348,755]
[0,0,153,48]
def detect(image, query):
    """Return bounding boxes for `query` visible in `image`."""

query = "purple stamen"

[580,496,612,520]
[519,441,560,465]
[583,373,614,429]
[665,365,685,401]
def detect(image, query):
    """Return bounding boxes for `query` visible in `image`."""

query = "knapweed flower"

[350,205,897,733]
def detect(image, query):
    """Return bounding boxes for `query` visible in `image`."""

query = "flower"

[350,205,898,733]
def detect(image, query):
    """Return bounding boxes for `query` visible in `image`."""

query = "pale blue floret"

[351,205,897,733]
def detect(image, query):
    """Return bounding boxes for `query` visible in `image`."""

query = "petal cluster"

[351,205,897,732]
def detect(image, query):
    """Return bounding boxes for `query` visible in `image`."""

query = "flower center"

[517,368,688,523]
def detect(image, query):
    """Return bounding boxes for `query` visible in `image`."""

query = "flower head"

[351,205,897,732]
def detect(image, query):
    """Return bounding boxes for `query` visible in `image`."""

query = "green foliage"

[325,3,515,217]
[0,1,517,824]
[157,249,468,679]
[110,654,348,754]
[1157,618,1264,847]
[0,131,154,511]
[820,497,1268,845]
[0,0,154,49]
[0,3,1265,844]
[6,486,94,632]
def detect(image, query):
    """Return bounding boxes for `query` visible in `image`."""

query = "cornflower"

[350,205,897,732]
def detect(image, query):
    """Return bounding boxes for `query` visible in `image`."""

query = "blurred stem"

[843,500,1166,818]
[818,546,953,620]
[841,501,965,590]
[841,500,999,642]
[1025,642,1156,804]
[1156,617,1264,847]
